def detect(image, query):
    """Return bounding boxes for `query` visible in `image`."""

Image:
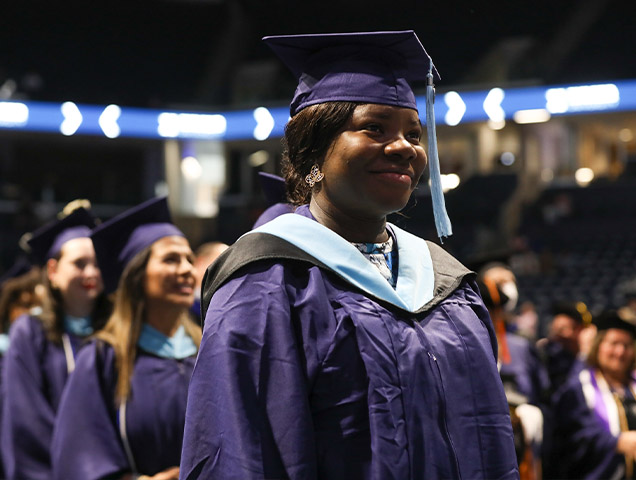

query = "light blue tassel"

[426,69,452,241]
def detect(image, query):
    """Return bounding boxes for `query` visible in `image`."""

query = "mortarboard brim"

[258,172,287,206]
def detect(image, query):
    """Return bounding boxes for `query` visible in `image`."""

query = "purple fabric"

[27,208,96,265]
[1,315,85,480]
[258,172,287,206]
[499,332,550,406]
[51,341,195,479]
[119,223,184,267]
[180,259,518,478]
[252,203,295,228]
[263,31,439,117]
[46,226,92,260]
[548,367,623,479]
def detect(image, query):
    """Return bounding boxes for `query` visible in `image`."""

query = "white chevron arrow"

[253,107,274,141]
[444,91,466,126]
[99,104,121,138]
[483,88,506,122]
[60,102,83,136]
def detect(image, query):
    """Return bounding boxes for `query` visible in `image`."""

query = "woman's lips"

[173,284,194,295]
[372,171,413,186]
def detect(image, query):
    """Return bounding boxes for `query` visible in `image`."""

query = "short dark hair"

[281,102,358,205]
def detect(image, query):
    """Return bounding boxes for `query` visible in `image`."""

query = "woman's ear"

[46,258,59,288]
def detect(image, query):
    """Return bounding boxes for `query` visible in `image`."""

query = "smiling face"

[47,237,103,316]
[143,236,195,310]
[597,328,636,382]
[312,103,427,221]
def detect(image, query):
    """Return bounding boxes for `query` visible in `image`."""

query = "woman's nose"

[384,136,416,160]
[179,257,195,275]
[85,262,100,277]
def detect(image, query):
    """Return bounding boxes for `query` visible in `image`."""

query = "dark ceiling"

[1,0,634,110]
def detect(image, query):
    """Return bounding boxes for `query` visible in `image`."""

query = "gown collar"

[138,323,197,359]
[64,314,94,337]
[247,209,434,313]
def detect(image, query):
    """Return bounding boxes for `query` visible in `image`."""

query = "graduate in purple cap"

[50,196,200,480]
[1,201,109,480]
[252,171,295,228]
[547,310,636,479]
[180,31,518,479]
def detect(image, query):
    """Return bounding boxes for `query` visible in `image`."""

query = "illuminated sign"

[1,79,636,139]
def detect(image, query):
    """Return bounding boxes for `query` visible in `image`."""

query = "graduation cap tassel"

[426,70,452,241]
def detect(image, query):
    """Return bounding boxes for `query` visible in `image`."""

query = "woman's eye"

[74,260,88,270]
[364,124,382,133]
[408,131,422,141]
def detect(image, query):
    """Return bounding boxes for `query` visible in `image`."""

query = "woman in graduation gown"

[547,310,636,480]
[1,203,108,480]
[51,196,200,480]
[180,31,518,480]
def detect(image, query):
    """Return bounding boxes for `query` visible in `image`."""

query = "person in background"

[0,258,42,479]
[477,262,547,480]
[547,310,636,479]
[181,31,517,479]
[537,301,590,396]
[51,196,200,480]
[190,241,228,319]
[252,171,295,228]
[536,301,590,479]
[1,202,108,480]
[0,265,43,331]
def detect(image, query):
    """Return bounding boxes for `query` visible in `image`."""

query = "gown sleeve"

[50,341,130,480]
[180,263,318,480]
[1,315,55,480]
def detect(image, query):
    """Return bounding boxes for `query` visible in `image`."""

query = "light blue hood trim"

[138,323,197,359]
[247,214,434,313]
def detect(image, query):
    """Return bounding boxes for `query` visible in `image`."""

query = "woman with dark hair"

[51,196,200,480]
[181,31,517,479]
[1,203,108,480]
[548,310,636,479]
[0,266,43,331]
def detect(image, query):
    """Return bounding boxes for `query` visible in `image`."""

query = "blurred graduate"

[181,31,518,479]
[1,201,108,480]
[51,197,200,480]
[548,310,636,479]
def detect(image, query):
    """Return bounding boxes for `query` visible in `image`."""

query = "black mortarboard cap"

[594,310,636,337]
[552,301,588,325]
[91,197,184,294]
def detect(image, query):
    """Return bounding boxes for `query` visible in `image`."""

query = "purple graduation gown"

[51,341,195,479]
[180,207,518,479]
[547,367,625,479]
[1,314,84,480]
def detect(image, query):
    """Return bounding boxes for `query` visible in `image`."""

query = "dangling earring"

[305,164,324,187]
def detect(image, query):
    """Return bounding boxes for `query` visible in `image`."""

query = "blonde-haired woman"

[1,204,106,480]
[51,197,200,480]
